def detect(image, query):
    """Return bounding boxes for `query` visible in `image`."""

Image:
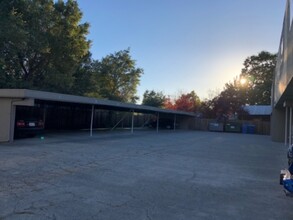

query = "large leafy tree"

[0,0,90,93]
[239,51,277,105]
[163,91,201,112]
[211,80,244,119]
[204,51,277,119]
[174,91,200,112]
[71,53,95,96]
[198,98,214,118]
[142,90,166,107]
[92,49,143,103]
[163,96,176,110]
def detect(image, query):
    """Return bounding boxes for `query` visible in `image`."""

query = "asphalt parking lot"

[0,130,292,220]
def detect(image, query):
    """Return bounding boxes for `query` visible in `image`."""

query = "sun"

[240,78,247,85]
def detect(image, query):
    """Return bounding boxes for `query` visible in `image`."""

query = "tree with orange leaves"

[164,91,200,112]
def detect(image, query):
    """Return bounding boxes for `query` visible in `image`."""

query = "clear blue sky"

[76,0,285,102]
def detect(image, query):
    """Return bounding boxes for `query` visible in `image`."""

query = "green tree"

[199,99,214,118]
[239,51,277,105]
[0,0,90,93]
[142,90,166,107]
[205,51,276,119]
[92,49,143,103]
[72,53,96,96]
[211,80,244,119]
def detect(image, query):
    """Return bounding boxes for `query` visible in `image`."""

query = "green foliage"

[206,51,277,119]
[142,90,166,107]
[211,80,244,118]
[72,53,96,96]
[239,51,277,105]
[91,49,143,103]
[198,98,214,118]
[0,0,90,93]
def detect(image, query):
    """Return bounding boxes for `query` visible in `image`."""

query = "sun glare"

[240,78,247,85]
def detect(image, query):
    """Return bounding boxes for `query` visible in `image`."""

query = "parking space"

[0,89,195,143]
[0,131,292,219]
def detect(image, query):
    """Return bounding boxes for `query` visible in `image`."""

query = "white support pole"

[43,105,47,129]
[90,105,94,137]
[156,113,159,133]
[285,106,288,146]
[131,110,134,134]
[173,114,176,131]
[289,107,292,146]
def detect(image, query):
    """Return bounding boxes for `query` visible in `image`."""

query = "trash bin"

[242,124,248,134]
[208,122,224,132]
[224,122,241,133]
[247,125,256,134]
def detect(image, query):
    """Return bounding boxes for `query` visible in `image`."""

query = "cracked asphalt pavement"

[0,130,292,220]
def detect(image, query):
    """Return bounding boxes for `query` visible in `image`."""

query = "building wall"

[271,0,293,142]
[273,0,293,108]
[271,108,285,142]
[0,99,14,142]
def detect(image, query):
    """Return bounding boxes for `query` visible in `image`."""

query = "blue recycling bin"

[247,125,256,134]
[242,124,248,134]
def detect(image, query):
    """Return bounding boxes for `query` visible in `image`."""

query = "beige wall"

[0,99,14,142]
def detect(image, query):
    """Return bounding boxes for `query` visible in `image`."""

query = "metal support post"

[131,111,134,134]
[173,115,176,131]
[90,105,94,137]
[156,113,159,133]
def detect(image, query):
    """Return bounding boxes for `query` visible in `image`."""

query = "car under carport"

[0,89,196,143]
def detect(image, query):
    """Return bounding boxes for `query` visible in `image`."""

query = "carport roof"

[0,89,196,116]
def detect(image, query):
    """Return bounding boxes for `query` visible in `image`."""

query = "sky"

[76,0,286,102]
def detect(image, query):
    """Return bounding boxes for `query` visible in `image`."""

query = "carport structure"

[0,89,196,143]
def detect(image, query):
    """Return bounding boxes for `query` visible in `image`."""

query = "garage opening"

[14,102,179,139]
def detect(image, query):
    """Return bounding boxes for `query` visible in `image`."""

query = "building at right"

[271,0,293,144]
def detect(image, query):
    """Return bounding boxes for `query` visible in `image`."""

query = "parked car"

[15,118,44,138]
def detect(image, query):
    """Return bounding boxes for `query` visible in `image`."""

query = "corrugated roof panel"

[0,89,196,117]
[243,105,272,115]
